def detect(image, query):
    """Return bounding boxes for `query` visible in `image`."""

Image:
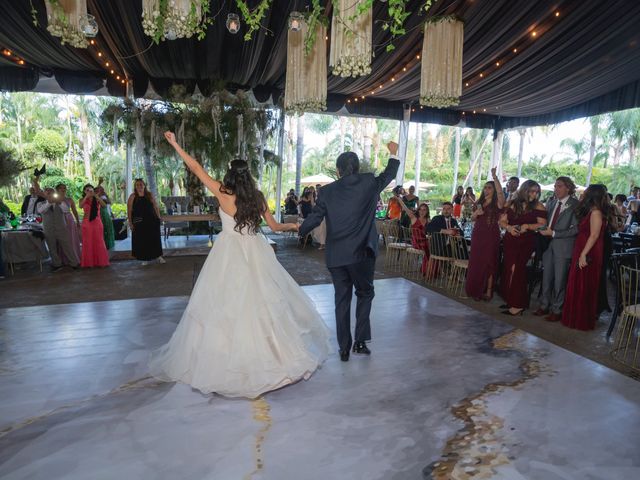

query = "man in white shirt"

[37,188,79,271]
[535,177,579,322]
[21,187,45,217]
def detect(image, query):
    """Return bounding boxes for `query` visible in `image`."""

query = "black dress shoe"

[352,342,371,355]
[499,304,509,309]
[339,350,349,362]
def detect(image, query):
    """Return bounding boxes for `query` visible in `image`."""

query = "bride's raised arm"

[164,131,222,196]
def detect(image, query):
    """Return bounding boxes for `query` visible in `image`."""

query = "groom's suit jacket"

[299,157,400,268]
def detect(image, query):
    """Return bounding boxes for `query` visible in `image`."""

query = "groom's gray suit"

[539,195,579,315]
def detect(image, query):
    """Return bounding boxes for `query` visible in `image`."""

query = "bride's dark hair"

[220,159,265,233]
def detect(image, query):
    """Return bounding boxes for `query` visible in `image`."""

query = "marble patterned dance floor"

[1,278,639,479]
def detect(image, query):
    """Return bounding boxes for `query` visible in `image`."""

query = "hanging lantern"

[288,11,304,32]
[329,0,372,77]
[285,19,327,115]
[420,16,464,109]
[44,0,93,48]
[226,13,241,34]
[142,0,207,41]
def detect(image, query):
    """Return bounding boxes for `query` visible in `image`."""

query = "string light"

[3,49,11,56]
[18,60,24,65]
[513,48,517,53]
[495,61,500,66]
[97,52,102,57]
[531,31,537,37]
[555,11,560,17]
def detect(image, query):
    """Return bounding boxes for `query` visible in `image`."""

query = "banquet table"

[160,214,220,241]
[0,226,48,274]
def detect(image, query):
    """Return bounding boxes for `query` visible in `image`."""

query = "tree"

[33,129,67,166]
[516,128,528,177]
[586,115,602,186]
[559,137,588,164]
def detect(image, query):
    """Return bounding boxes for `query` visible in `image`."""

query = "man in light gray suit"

[534,177,579,322]
[37,188,80,271]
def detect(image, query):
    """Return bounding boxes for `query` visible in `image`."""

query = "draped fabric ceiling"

[1,0,640,129]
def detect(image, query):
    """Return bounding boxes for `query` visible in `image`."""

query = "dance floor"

[1,278,639,479]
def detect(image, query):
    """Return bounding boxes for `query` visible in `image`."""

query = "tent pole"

[125,79,134,201]
[489,129,503,181]
[451,127,461,196]
[275,108,285,222]
[396,105,412,186]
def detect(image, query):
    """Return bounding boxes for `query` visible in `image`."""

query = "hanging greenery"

[235,0,272,41]
[32,0,89,48]
[141,0,212,43]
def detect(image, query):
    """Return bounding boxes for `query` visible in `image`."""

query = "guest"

[626,186,640,204]
[562,185,615,330]
[0,198,8,279]
[21,185,46,217]
[452,185,464,218]
[95,185,115,250]
[37,188,80,271]
[613,194,628,231]
[427,202,460,234]
[401,185,419,228]
[535,177,579,322]
[299,189,315,218]
[504,176,520,202]
[461,187,476,221]
[399,200,431,275]
[284,189,298,215]
[55,183,82,263]
[499,180,547,315]
[79,184,110,268]
[386,186,404,221]
[127,178,164,265]
[466,168,505,301]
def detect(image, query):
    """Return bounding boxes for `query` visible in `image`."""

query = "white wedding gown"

[149,209,331,399]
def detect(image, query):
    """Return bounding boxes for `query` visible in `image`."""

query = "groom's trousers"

[328,255,376,352]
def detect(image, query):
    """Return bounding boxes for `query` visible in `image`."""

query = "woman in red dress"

[562,185,614,330]
[499,180,547,315]
[79,184,110,268]
[466,167,505,301]
[399,200,431,275]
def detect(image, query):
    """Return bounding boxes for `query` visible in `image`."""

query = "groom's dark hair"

[336,152,360,177]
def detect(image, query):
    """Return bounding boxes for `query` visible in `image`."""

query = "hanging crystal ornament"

[226,13,241,34]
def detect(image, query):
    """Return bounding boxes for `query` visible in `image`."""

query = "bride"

[149,132,331,399]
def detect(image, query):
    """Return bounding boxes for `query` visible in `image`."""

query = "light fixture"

[532,31,537,37]
[121,79,125,84]
[379,85,383,89]
[361,95,364,99]
[513,48,517,53]
[79,14,99,37]
[465,82,469,86]
[391,77,395,81]
[98,52,102,57]
[164,28,178,41]
[496,61,500,66]
[3,49,10,56]
[371,91,374,94]
[479,73,483,77]
[110,69,114,74]
[116,75,120,80]
[555,11,560,17]
[416,54,420,59]
[226,13,240,34]
[105,62,109,67]
[288,11,303,32]
[18,60,25,65]
[90,40,95,45]
[403,67,407,71]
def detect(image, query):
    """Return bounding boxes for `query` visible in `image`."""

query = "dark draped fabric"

[54,69,104,94]
[0,67,39,91]
[0,0,639,128]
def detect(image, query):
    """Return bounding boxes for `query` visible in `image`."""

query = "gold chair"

[448,235,470,296]
[400,226,425,280]
[425,232,454,288]
[612,265,640,371]
[384,221,408,270]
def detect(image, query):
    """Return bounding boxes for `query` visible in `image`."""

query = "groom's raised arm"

[299,197,327,237]
[375,142,400,193]
[375,157,400,194]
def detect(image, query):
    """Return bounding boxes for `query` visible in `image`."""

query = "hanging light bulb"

[79,14,99,37]
[288,11,304,32]
[226,13,240,34]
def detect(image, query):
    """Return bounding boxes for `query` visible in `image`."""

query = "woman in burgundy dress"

[466,167,505,301]
[499,180,547,315]
[399,200,431,275]
[562,185,614,330]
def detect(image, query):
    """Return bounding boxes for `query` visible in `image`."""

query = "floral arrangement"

[34,0,88,48]
[419,94,460,109]
[141,0,211,43]
[285,99,327,116]
[331,54,372,77]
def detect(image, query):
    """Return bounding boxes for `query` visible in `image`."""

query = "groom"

[300,142,400,361]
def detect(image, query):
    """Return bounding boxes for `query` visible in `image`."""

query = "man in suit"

[21,187,46,217]
[300,142,400,361]
[535,176,579,322]
[37,188,80,271]
[426,202,460,234]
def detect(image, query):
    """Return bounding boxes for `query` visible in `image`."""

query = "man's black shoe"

[339,350,350,362]
[352,342,371,355]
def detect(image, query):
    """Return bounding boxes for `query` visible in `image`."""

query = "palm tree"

[609,109,640,166]
[586,115,603,186]
[559,137,588,164]
[516,128,528,178]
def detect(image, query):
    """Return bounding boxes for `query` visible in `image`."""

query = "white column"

[489,129,503,181]
[414,123,423,194]
[451,127,461,196]
[274,110,285,222]
[396,105,411,185]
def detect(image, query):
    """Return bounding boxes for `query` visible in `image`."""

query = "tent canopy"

[1,1,640,129]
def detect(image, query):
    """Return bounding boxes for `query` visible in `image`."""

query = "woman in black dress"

[127,178,165,265]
